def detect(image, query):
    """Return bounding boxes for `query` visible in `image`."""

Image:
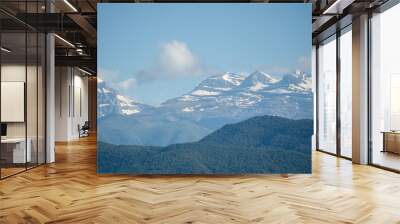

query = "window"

[339,27,352,158]
[370,3,400,171]
[317,35,337,154]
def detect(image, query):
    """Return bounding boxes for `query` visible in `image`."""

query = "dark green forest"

[98,115,313,174]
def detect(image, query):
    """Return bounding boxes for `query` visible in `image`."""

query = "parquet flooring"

[1,167,26,178]
[1,135,400,223]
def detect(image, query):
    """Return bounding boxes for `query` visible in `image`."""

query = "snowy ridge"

[99,70,312,120]
[97,80,152,117]
[221,72,244,86]
[191,90,220,96]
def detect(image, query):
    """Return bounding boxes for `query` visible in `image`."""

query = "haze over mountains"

[98,70,313,146]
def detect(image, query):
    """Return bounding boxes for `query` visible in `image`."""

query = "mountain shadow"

[98,115,313,174]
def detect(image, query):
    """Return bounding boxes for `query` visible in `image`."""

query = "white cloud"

[134,40,205,83]
[118,78,136,90]
[159,40,199,75]
[98,68,137,91]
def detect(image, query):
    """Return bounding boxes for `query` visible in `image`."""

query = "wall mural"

[97,3,313,174]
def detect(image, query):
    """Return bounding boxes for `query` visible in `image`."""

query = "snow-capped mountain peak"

[189,72,246,95]
[275,72,312,92]
[97,80,152,117]
[100,70,312,120]
[221,72,244,86]
[115,94,131,105]
[249,71,278,82]
[239,71,279,92]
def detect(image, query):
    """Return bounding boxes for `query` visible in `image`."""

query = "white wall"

[55,67,69,141]
[55,67,89,141]
[1,63,47,164]
[71,73,89,138]
[1,65,38,138]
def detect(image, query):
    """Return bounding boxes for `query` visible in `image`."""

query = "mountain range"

[98,70,313,146]
[98,115,313,174]
[98,79,152,117]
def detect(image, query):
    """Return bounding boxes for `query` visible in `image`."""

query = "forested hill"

[199,115,313,154]
[98,115,313,174]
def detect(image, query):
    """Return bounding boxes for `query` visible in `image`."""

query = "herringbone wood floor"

[1,135,400,224]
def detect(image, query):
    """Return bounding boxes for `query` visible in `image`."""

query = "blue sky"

[98,3,311,106]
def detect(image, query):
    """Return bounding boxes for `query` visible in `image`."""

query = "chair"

[79,121,90,138]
